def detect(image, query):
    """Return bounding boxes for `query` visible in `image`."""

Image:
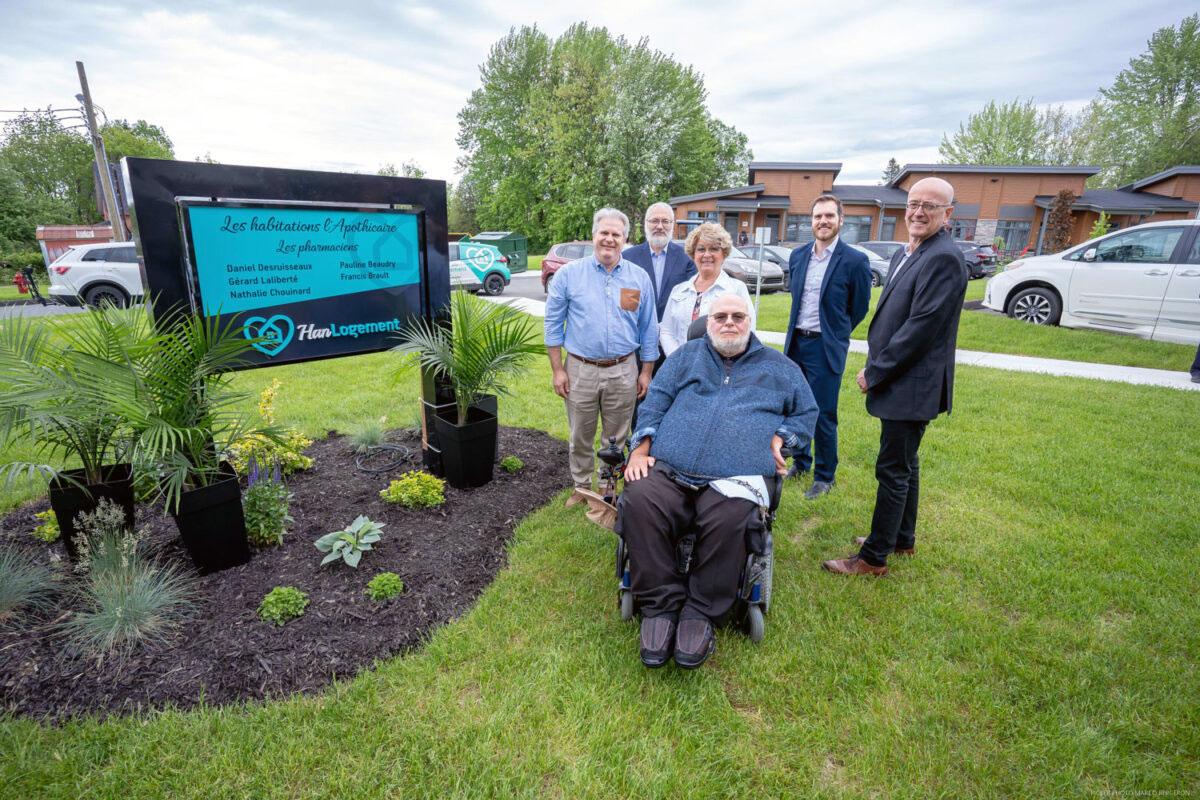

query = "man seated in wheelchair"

[618,294,817,669]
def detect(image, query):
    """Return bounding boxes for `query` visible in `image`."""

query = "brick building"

[669,162,1200,255]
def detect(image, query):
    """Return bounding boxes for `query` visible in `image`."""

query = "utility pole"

[75,61,126,242]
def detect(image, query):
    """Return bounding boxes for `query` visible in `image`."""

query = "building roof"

[748,162,841,184]
[1119,165,1200,192]
[831,184,910,207]
[1033,189,1197,214]
[889,163,1101,187]
[669,183,765,204]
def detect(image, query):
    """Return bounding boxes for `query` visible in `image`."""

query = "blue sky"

[0,0,1189,185]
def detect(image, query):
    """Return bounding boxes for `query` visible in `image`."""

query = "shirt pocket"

[619,288,641,312]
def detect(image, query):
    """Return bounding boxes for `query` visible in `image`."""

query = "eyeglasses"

[695,245,726,255]
[710,312,749,324]
[906,201,951,213]
[646,217,673,226]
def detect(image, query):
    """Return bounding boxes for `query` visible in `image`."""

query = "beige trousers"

[565,355,638,488]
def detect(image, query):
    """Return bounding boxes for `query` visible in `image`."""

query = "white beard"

[647,233,671,250]
[709,330,750,357]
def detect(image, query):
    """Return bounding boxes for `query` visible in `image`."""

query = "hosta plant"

[315,516,385,568]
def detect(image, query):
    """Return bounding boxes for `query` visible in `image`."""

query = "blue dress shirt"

[544,255,659,362]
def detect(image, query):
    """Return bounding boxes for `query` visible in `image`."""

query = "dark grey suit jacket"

[864,229,969,421]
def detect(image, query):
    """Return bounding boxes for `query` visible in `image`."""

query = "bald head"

[905,177,956,245]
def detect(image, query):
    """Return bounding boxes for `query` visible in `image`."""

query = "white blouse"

[659,269,754,356]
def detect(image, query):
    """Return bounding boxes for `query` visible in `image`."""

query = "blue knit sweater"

[631,334,817,479]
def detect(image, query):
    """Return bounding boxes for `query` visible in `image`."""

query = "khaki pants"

[565,355,638,488]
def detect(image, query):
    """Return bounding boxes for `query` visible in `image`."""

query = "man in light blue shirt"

[545,207,659,493]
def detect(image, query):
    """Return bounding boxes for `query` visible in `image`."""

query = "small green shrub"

[380,471,445,508]
[32,509,60,542]
[349,417,387,453]
[315,516,385,568]
[365,572,405,601]
[0,547,56,619]
[227,380,314,475]
[499,455,524,473]
[243,460,293,548]
[258,586,309,625]
[60,555,193,657]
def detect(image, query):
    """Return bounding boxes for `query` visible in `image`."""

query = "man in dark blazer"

[623,202,697,322]
[783,194,872,500]
[823,177,969,577]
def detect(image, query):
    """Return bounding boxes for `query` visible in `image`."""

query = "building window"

[879,216,898,241]
[994,220,1032,252]
[840,215,874,244]
[950,218,977,240]
[786,214,812,243]
[685,211,717,222]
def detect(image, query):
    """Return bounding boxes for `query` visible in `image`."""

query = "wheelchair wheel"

[761,542,773,614]
[619,589,634,621]
[745,605,765,643]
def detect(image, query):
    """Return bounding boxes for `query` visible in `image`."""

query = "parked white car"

[47,242,143,308]
[982,220,1200,344]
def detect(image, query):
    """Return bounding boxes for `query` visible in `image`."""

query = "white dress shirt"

[659,269,754,356]
[797,237,839,333]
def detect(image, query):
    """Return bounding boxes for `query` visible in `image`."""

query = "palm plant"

[77,305,281,512]
[393,291,542,425]
[0,304,152,490]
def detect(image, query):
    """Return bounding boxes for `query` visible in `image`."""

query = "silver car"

[741,242,889,287]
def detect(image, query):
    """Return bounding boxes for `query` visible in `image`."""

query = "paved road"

[0,301,84,319]
[500,270,548,301]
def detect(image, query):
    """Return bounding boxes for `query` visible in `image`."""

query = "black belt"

[570,352,635,367]
[795,329,822,339]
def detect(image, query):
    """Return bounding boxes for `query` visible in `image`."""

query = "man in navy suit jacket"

[783,194,872,499]
[623,202,697,322]
[823,178,968,577]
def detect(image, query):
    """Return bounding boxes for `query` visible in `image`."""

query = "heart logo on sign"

[243,314,295,357]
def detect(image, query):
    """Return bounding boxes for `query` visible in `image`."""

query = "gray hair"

[592,207,630,239]
[644,202,675,225]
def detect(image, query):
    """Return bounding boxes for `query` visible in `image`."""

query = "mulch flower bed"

[0,426,569,721]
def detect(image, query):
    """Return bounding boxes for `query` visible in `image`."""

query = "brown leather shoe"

[854,536,914,556]
[822,554,888,576]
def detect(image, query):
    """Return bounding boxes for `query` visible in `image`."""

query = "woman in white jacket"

[659,222,754,356]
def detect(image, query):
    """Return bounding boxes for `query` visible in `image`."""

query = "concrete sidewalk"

[489,296,1200,393]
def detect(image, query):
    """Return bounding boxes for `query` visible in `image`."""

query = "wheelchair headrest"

[686,314,708,342]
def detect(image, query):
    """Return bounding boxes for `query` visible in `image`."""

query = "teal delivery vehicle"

[449,241,511,295]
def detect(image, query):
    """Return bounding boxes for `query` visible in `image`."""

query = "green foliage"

[1082,14,1200,186]
[0,250,48,285]
[993,236,1007,251]
[394,291,541,425]
[257,586,308,625]
[32,509,59,542]
[365,571,405,601]
[880,157,902,185]
[60,505,194,658]
[939,98,1084,166]
[315,515,385,568]
[0,546,55,618]
[380,471,445,508]
[1089,212,1113,240]
[227,379,313,475]
[349,417,387,453]
[457,24,751,250]
[377,160,425,178]
[499,455,524,473]
[0,302,150,488]
[243,469,293,548]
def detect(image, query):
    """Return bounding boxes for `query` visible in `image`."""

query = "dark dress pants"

[859,419,928,567]
[1191,342,1200,378]
[787,335,841,483]
[618,467,755,623]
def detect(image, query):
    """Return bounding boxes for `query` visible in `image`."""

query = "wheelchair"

[599,436,782,643]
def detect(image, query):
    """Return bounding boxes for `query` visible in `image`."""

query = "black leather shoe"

[786,463,809,480]
[674,618,716,669]
[639,615,676,668]
[804,480,834,499]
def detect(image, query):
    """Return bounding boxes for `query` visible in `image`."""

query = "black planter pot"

[433,406,498,489]
[171,462,250,574]
[48,464,135,561]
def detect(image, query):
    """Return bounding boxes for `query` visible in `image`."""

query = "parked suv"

[541,241,594,293]
[47,242,142,308]
[955,240,998,279]
[449,241,510,295]
[982,220,1200,344]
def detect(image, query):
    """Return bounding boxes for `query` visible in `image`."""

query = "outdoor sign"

[122,158,450,369]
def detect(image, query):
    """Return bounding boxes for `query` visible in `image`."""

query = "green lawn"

[528,254,545,274]
[753,280,1197,372]
[2,330,1198,798]
[0,285,26,302]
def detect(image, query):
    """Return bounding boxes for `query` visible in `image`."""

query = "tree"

[939,99,1082,166]
[1081,14,1200,186]
[1089,211,1113,239]
[377,160,426,178]
[1043,190,1076,254]
[457,24,752,250]
[880,157,901,185]
[100,119,173,162]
